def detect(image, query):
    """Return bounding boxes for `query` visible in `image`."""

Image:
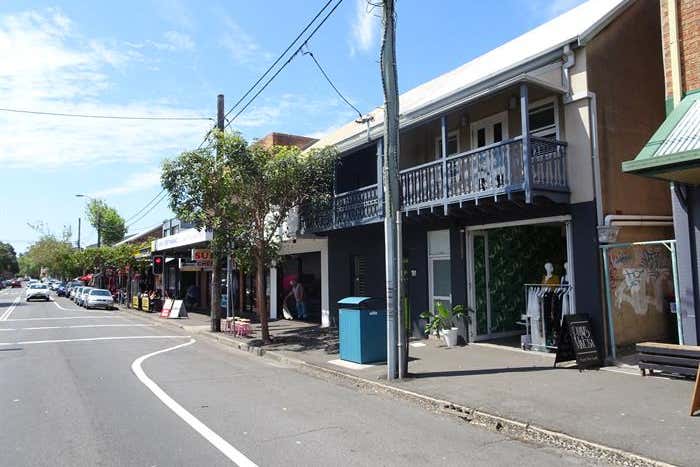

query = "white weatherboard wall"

[279,238,330,327]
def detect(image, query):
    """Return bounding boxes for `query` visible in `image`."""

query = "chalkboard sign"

[554,314,601,368]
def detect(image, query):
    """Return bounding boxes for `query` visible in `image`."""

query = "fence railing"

[299,137,567,233]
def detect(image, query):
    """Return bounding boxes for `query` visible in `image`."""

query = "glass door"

[428,256,451,313]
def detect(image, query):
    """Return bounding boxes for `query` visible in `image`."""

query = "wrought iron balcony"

[298,136,567,234]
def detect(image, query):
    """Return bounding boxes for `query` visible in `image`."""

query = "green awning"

[622,92,700,183]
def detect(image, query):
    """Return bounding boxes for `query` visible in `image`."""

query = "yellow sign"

[132,296,139,308]
[141,296,150,311]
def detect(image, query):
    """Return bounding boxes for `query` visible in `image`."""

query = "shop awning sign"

[191,248,213,268]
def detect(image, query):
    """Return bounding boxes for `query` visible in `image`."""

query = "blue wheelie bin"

[338,296,387,364]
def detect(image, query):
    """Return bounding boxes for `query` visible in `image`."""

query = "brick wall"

[660,0,700,97]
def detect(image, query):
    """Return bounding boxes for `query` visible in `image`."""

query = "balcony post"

[377,138,384,215]
[520,83,532,203]
[332,159,338,228]
[441,115,448,211]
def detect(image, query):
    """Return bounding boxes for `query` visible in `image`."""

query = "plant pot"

[439,327,459,347]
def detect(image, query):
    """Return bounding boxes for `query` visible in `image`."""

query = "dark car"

[11,280,21,288]
[57,284,68,297]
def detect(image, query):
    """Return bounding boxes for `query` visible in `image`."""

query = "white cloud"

[220,16,272,67]
[0,9,211,169]
[349,0,380,56]
[163,30,194,50]
[90,167,163,197]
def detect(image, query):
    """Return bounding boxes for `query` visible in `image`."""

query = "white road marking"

[20,324,153,331]
[0,328,16,331]
[52,299,113,313]
[132,339,258,467]
[0,296,21,321]
[0,335,190,346]
[5,316,123,322]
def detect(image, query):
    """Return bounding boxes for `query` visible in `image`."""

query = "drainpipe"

[667,0,683,107]
[604,214,674,227]
[562,45,575,95]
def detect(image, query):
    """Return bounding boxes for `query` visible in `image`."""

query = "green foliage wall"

[474,225,566,335]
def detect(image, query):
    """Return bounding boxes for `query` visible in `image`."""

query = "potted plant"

[420,303,465,347]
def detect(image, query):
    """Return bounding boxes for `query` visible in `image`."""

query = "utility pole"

[77,217,81,250]
[381,0,399,380]
[210,94,225,333]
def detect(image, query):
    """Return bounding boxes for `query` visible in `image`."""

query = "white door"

[471,111,508,149]
[429,256,451,313]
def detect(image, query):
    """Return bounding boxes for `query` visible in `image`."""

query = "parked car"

[26,283,50,301]
[11,279,21,288]
[71,286,83,302]
[85,289,114,309]
[78,287,93,307]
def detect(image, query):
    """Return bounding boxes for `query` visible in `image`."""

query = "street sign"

[554,314,601,368]
[192,249,212,262]
[168,300,185,319]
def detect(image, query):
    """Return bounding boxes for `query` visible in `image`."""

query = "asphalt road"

[0,286,608,466]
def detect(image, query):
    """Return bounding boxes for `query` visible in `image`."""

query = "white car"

[78,287,93,306]
[26,283,50,301]
[85,289,114,309]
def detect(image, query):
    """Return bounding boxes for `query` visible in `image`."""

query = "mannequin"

[561,262,569,285]
[541,262,560,286]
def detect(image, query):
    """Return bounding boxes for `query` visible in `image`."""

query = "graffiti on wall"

[608,246,671,315]
[606,244,674,346]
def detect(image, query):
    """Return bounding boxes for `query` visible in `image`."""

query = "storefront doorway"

[280,252,322,323]
[466,217,573,349]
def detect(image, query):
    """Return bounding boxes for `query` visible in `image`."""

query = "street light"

[75,194,101,248]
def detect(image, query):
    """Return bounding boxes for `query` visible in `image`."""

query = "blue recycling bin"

[338,296,387,364]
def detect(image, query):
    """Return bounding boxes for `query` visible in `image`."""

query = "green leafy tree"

[163,130,337,341]
[18,235,78,280]
[86,200,127,246]
[0,242,19,278]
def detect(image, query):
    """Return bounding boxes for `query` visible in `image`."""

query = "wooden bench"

[637,342,700,378]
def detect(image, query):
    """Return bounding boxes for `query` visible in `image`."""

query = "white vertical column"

[321,243,330,328]
[269,265,277,320]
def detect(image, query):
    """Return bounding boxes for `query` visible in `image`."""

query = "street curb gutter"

[119,308,676,467]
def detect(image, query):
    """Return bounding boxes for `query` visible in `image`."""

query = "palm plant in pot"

[420,303,465,347]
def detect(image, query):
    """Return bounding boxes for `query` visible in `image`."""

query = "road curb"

[116,306,675,466]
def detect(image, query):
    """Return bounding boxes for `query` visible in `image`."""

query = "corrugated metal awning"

[622,92,700,183]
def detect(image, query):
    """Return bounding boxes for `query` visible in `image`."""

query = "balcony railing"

[298,136,567,234]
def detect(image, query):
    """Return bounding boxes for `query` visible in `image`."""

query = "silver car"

[78,287,93,306]
[26,283,50,301]
[85,289,114,309]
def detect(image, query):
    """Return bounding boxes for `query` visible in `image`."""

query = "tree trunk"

[211,252,221,332]
[256,254,270,343]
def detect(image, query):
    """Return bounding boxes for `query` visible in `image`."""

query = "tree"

[0,242,19,278]
[18,235,78,279]
[86,200,127,246]
[163,130,336,341]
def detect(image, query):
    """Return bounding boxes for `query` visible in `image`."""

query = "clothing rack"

[522,283,572,352]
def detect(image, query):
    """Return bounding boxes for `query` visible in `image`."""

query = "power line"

[222,0,335,121]
[0,107,214,121]
[124,189,166,224]
[302,47,364,119]
[225,0,345,129]
[127,192,169,229]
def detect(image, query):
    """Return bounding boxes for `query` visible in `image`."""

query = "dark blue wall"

[672,184,699,345]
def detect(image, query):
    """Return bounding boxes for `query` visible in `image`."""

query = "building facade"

[623,0,700,345]
[289,0,673,358]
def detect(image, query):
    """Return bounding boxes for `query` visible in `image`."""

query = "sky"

[0,0,586,253]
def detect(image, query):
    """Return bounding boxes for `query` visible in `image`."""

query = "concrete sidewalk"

[121,308,698,466]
